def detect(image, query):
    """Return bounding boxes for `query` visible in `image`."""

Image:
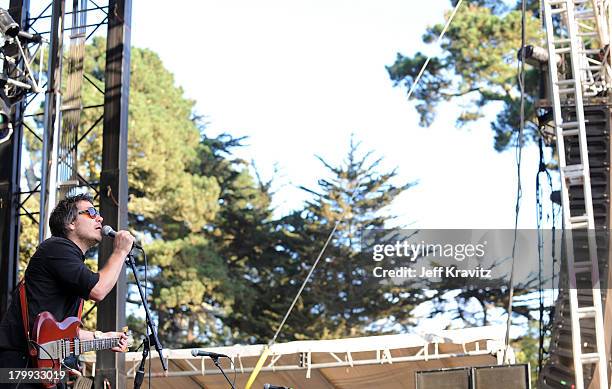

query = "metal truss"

[77,329,512,382]
[0,0,131,384]
[25,1,111,240]
[124,342,509,380]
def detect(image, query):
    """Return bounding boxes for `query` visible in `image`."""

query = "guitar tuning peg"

[121,326,128,333]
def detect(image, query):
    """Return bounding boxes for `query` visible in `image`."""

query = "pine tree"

[193,132,282,345]
[270,137,421,340]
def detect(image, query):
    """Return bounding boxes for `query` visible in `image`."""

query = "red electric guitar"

[31,311,132,388]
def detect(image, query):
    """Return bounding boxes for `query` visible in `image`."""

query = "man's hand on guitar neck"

[107,331,129,353]
[80,329,130,352]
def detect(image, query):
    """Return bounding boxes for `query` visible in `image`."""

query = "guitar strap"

[77,298,84,319]
[17,279,36,357]
[18,279,85,358]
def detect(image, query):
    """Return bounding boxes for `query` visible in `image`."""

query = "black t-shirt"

[0,237,100,352]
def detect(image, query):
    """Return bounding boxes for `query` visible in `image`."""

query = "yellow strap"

[244,346,272,389]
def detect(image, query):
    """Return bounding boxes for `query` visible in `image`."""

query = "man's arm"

[80,329,94,340]
[89,230,134,302]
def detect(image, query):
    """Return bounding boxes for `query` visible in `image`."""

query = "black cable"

[143,249,151,389]
[536,138,545,375]
[127,245,151,389]
[79,301,98,322]
[504,0,528,361]
[546,156,557,352]
[550,178,557,326]
[535,137,558,373]
[29,339,58,369]
[211,357,236,389]
[134,248,152,389]
[20,339,60,389]
[230,358,237,388]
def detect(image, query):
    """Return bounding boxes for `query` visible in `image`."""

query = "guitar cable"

[30,338,82,381]
[28,339,58,369]
[7,338,57,388]
[14,339,59,389]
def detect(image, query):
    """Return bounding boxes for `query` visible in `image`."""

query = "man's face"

[71,200,104,245]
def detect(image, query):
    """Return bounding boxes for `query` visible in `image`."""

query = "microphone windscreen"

[191,349,198,357]
[102,225,116,237]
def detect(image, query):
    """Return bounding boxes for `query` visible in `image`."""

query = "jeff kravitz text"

[372,265,492,278]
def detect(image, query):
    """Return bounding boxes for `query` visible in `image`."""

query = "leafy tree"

[17,202,38,279]
[387,0,543,150]
[268,137,421,340]
[387,4,560,378]
[77,39,226,347]
[142,132,281,347]
[79,38,221,234]
[195,133,284,344]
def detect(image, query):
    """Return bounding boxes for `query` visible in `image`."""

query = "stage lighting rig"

[0,6,44,145]
[0,8,19,38]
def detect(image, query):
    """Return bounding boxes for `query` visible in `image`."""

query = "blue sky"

[131,0,548,229]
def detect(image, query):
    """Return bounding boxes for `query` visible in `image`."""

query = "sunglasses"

[78,207,101,219]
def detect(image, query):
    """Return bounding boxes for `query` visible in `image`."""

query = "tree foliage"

[267,138,419,340]
[387,0,543,150]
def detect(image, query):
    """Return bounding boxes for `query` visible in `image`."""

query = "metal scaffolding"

[0,0,131,383]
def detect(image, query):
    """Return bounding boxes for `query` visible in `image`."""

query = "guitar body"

[31,311,81,387]
[28,311,128,388]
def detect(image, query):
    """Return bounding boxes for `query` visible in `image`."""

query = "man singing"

[0,193,133,387]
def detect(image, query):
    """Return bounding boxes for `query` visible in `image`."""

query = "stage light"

[518,45,561,67]
[0,97,12,145]
[0,8,18,38]
[0,7,41,146]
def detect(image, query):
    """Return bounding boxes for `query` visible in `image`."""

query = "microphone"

[102,225,142,250]
[191,349,229,359]
[264,385,293,389]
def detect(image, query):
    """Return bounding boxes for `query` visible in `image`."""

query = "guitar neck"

[78,337,121,353]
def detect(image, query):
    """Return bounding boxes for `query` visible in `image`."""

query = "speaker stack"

[416,367,471,389]
[415,364,530,389]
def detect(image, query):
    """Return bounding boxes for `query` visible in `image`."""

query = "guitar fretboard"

[78,337,121,353]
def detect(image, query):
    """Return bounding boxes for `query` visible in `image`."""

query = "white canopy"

[81,325,512,389]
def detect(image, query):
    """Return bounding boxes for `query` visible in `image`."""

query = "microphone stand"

[210,356,236,389]
[125,250,168,380]
[133,336,149,389]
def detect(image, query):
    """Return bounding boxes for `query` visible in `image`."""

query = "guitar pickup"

[37,340,60,360]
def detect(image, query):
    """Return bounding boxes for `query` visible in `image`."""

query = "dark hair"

[49,193,94,237]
